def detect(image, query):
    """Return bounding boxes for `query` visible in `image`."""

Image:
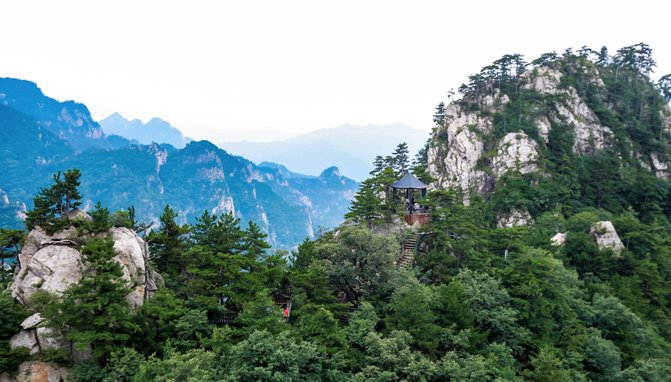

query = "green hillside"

[2,43,671,381]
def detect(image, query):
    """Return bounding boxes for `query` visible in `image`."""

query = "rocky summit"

[428,51,671,227]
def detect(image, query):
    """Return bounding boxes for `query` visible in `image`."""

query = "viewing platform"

[390,173,431,227]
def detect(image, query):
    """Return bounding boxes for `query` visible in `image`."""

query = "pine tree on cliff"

[25,169,82,233]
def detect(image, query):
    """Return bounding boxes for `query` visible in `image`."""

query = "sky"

[1,0,669,142]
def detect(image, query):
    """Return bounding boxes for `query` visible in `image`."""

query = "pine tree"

[90,202,112,233]
[433,102,446,125]
[25,169,83,232]
[345,179,384,228]
[33,238,138,363]
[392,142,410,174]
[148,205,189,285]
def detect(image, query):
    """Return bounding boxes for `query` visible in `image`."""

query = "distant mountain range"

[0,78,130,150]
[219,123,430,180]
[99,112,191,148]
[0,78,358,248]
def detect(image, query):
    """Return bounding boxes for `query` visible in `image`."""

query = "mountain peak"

[100,113,188,148]
[320,166,341,178]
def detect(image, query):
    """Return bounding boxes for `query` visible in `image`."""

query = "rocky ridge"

[428,59,671,226]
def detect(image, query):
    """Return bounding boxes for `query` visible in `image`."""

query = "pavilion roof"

[390,173,428,189]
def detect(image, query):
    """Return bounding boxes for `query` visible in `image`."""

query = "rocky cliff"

[3,224,156,381]
[428,48,671,225]
[0,78,127,151]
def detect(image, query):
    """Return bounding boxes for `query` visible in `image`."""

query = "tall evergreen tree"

[148,205,189,285]
[33,238,138,363]
[25,169,83,232]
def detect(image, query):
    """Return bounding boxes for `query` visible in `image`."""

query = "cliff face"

[427,51,671,224]
[0,78,126,150]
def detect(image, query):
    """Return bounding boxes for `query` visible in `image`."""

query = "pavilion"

[390,173,430,226]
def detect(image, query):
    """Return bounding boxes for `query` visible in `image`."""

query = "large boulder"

[11,242,83,307]
[0,361,69,382]
[11,227,153,308]
[7,226,156,366]
[550,232,567,246]
[590,221,624,256]
[497,209,533,228]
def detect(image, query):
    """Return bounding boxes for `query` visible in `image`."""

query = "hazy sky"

[2,1,669,142]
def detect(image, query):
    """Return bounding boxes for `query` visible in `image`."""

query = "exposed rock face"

[428,65,620,203]
[590,221,624,256]
[496,210,533,228]
[0,361,69,382]
[523,66,563,95]
[524,67,612,154]
[557,88,613,155]
[650,152,669,179]
[492,132,539,178]
[11,227,84,306]
[550,232,567,246]
[9,330,38,355]
[428,102,494,200]
[11,226,153,308]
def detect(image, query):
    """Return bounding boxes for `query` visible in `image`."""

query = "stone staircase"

[396,233,421,268]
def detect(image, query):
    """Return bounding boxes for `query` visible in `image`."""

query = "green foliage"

[0,292,29,373]
[101,348,144,382]
[386,274,440,353]
[25,168,83,233]
[148,205,189,286]
[313,225,397,304]
[68,360,104,382]
[525,346,577,382]
[131,289,209,356]
[89,201,112,232]
[134,348,221,382]
[224,330,325,381]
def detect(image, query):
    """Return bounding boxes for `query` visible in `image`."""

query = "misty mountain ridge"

[99,112,191,148]
[0,78,130,150]
[0,77,359,248]
[220,122,429,180]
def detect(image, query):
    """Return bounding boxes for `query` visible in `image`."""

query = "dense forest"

[2,43,671,381]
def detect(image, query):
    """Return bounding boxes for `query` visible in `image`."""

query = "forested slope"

[2,43,671,381]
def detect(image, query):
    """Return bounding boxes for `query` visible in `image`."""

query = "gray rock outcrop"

[590,221,624,256]
[550,232,567,246]
[11,226,154,308]
[496,210,533,228]
[7,225,158,368]
[428,65,623,201]
[428,102,493,199]
[492,132,539,178]
[523,67,613,154]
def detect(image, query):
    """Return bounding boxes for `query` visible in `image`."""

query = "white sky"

[1,0,669,142]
